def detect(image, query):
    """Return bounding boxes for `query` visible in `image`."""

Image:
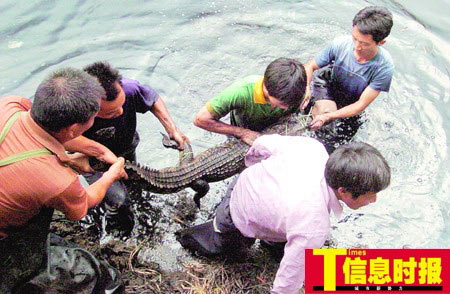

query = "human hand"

[97,148,119,165]
[300,87,311,110]
[308,113,331,130]
[170,129,189,151]
[240,129,261,146]
[105,157,128,180]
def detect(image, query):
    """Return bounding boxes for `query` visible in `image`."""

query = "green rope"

[0,111,22,144]
[0,149,53,167]
[0,111,53,167]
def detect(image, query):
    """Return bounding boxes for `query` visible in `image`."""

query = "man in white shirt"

[177,134,391,294]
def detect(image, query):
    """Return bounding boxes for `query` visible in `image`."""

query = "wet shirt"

[229,134,343,294]
[0,96,87,232]
[83,78,159,156]
[206,76,296,132]
[315,36,394,107]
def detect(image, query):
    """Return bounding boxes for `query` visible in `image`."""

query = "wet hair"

[83,61,122,101]
[31,68,104,133]
[325,142,391,198]
[353,6,393,43]
[263,58,307,108]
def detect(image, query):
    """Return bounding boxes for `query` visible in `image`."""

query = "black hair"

[353,6,393,43]
[325,142,391,198]
[83,61,122,101]
[263,58,307,108]
[31,68,104,132]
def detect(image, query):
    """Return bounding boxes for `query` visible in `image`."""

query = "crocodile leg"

[190,179,210,208]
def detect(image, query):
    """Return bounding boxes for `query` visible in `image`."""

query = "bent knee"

[312,100,337,115]
[104,182,130,208]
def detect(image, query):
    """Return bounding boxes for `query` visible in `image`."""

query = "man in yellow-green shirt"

[194,58,307,145]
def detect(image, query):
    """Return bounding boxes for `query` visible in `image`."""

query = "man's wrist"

[322,112,333,122]
[233,126,247,139]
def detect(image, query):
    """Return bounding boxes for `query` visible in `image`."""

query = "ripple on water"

[331,190,444,248]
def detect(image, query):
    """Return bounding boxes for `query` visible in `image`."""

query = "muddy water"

[1,0,449,271]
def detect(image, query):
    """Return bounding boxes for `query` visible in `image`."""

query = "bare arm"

[300,59,320,110]
[65,152,93,174]
[84,158,128,208]
[309,87,380,129]
[64,136,118,165]
[151,97,189,150]
[193,105,260,145]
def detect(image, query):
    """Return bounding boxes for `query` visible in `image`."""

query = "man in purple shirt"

[177,134,391,294]
[67,61,188,235]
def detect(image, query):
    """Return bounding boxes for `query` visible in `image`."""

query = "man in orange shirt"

[0,68,127,293]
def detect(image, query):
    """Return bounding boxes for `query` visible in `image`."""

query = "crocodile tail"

[125,160,201,190]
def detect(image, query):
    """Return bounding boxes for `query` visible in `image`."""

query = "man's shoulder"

[0,95,28,101]
[0,96,32,126]
[121,77,156,93]
[316,36,353,67]
[212,75,261,101]
[0,95,31,109]
[120,77,158,107]
[376,47,394,69]
[120,77,141,95]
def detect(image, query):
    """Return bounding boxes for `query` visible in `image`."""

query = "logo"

[305,249,449,293]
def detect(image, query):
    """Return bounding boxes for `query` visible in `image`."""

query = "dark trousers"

[176,177,255,258]
[309,65,364,154]
[0,208,124,294]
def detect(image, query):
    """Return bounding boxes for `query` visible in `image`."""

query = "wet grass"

[175,251,278,294]
[124,243,279,294]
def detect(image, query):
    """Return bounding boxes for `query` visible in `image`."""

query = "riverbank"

[51,212,280,293]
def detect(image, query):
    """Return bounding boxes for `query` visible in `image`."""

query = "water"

[1,0,449,268]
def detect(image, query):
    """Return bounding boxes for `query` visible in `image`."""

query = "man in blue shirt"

[301,6,394,153]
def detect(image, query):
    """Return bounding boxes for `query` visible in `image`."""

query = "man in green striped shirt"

[194,58,307,145]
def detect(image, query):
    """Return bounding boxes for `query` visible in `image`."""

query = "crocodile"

[124,111,313,207]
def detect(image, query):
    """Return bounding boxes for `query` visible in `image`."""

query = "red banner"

[305,249,450,294]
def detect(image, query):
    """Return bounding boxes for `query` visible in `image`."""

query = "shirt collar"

[253,77,267,104]
[22,111,71,163]
[327,184,343,219]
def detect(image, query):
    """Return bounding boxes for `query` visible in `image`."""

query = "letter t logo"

[313,249,347,291]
